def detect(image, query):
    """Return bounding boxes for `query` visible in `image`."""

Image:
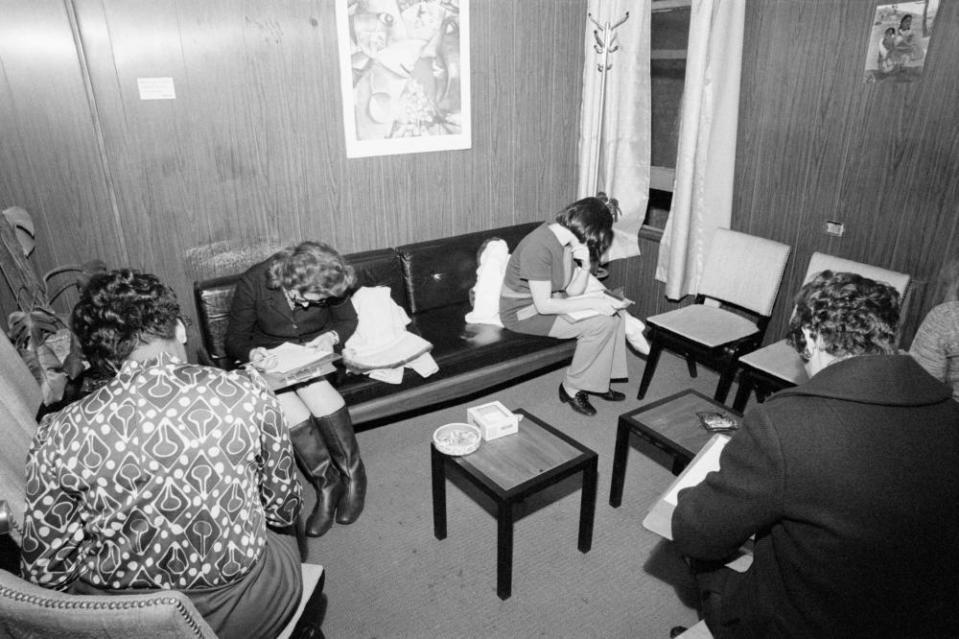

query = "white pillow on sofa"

[465,239,509,327]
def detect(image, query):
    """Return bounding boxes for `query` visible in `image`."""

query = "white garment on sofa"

[344,286,438,383]
[465,239,509,327]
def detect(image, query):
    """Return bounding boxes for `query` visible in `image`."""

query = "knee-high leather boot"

[289,418,343,537]
[315,406,367,525]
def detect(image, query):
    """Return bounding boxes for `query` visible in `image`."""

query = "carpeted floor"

[305,350,733,638]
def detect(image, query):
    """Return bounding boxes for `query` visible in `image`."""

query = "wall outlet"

[824,220,845,237]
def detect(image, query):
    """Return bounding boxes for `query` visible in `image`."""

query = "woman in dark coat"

[226,241,365,537]
[672,270,959,638]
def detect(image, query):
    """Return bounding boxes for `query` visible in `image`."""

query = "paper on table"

[266,342,335,374]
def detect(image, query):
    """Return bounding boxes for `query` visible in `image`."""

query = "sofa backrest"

[193,223,542,367]
[194,248,404,369]
[396,222,539,315]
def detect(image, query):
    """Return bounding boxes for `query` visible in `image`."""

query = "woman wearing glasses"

[225,241,366,537]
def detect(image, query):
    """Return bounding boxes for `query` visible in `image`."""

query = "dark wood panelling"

[0,0,587,346]
[733,0,959,347]
[0,1,126,315]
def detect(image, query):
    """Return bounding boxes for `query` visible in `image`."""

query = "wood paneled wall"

[0,0,586,345]
[732,0,959,347]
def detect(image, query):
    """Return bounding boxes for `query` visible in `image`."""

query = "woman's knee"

[297,380,346,416]
[276,391,311,424]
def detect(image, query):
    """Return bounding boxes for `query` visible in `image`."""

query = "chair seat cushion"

[738,339,808,386]
[648,305,759,348]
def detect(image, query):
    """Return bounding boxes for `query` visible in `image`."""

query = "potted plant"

[0,206,106,406]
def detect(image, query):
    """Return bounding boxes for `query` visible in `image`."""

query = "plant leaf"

[1,206,36,257]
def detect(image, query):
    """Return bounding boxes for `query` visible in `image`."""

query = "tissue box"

[467,401,519,441]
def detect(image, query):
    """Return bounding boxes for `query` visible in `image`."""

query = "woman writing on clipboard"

[225,241,366,537]
[499,194,630,417]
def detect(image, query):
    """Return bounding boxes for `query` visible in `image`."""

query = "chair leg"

[713,364,738,404]
[637,341,664,400]
[732,373,753,413]
[685,355,698,378]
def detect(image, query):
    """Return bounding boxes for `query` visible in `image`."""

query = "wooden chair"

[637,229,791,403]
[731,252,910,411]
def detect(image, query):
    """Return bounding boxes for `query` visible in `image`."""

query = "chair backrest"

[0,331,41,527]
[698,228,791,317]
[804,252,910,297]
[0,568,218,639]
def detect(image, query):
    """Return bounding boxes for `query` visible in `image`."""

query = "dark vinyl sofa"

[194,222,576,427]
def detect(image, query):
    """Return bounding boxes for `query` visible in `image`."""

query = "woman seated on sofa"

[225,241,366,537]
[499,194,630,417]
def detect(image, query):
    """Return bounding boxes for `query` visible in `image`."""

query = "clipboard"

[642,434,754,572]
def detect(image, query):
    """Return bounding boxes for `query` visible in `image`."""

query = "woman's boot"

[315,406,367,525]
[289,418,343,537]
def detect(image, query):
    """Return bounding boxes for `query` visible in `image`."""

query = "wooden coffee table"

[609,389,740,507]
[431,409,598,600]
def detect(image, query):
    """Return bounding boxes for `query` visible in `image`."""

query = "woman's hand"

[249,347,278,371]
[305,331,338,352]
[586,296,621,316]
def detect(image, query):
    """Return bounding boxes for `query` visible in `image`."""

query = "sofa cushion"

[396,222,539,314]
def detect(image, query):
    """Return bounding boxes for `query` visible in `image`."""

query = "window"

[645,0,690,229]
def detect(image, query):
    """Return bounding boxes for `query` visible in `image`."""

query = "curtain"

[578,0,651,261]
[655,0,746,299]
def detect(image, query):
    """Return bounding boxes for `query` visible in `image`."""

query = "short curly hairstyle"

[554,193,616,262]
[266,241,356,298]
[787,270,900,360]
[71,269,181,377]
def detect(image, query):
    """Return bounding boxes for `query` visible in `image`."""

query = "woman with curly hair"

[226,241,365,537]
[499,194,631,417]
[24,269,305,638]
[669,270,959,637]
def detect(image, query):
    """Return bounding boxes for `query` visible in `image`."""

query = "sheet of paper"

[267,342,334,374]
[664,434,729,505]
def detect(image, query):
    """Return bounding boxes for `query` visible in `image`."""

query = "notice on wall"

[137,77,176,100]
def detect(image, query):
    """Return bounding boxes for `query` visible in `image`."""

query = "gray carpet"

[305,351,731,638]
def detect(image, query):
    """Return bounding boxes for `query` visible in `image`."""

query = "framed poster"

[335,0,471,158]
[864,0,939,83]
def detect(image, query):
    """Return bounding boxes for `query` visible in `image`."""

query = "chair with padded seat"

[0,501,325,639]
[637,228,791,403]
[731,252,911,412]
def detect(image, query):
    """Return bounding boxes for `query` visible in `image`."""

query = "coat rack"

[587,11,630,219]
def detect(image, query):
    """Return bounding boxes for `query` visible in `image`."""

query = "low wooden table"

[431,409,598,600]
[609,389,740,507]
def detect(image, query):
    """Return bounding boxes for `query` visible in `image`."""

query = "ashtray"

[433,423,482,456]
[696,411,739,433]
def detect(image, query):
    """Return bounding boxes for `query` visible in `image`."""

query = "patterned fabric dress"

[21,352,301,591]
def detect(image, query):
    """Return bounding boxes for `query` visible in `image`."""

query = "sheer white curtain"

[578,0,651,261]
[655,0,745,299]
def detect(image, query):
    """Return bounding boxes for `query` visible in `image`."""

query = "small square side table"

[609,389,740,507]
[431,409,598,600]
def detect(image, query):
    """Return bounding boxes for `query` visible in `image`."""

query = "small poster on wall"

[863,0,939,83]
[335,0,471,158]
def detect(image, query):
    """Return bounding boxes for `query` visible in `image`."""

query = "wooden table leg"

[431,444,447,540]
[578,457,597,552]
[496,499,513,600]
[609,419,630,507]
